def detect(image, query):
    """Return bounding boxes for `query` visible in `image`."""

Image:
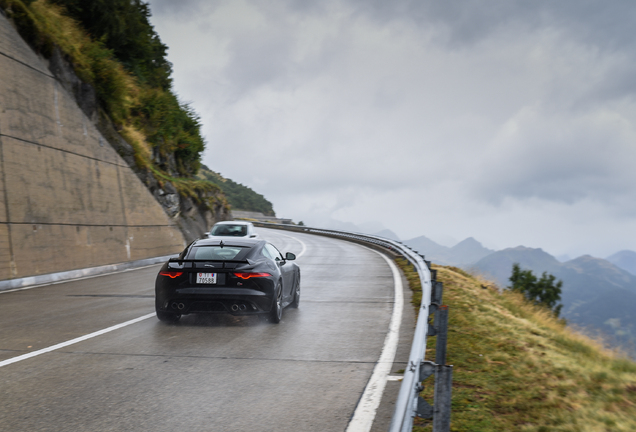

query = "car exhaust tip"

[239,304,247,311]
[231,304,239,312]
[177,303,185,310]
[171,302,179,310]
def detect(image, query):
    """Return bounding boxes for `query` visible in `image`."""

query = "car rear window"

[210,224,248,236]
[187,246,249,261]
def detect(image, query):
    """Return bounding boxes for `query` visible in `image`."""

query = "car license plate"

[196,273,217,284]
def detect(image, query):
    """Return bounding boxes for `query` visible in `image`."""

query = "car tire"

[269,284,283,324]
[290,275,300,308]
[156,310,181,323]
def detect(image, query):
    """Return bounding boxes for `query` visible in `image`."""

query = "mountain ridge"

[404,235,493,266]
[606,250,636,276]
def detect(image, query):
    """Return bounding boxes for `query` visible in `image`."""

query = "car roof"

[193,237,263,247]
[213,221,253,226]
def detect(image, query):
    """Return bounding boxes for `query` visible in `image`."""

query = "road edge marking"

[0,263,163,295]
[346,248,404,432]
[0,313,156,368]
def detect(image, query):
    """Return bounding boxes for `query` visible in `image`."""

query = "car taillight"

[159,271,183,278]
[233,272,271,279]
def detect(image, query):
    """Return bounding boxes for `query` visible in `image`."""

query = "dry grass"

[397,262,636,431]
[120,124,152,169]
[28,0,137,123]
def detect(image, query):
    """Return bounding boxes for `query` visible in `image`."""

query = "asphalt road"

[0,228,414,432]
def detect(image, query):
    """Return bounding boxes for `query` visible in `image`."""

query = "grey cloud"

[150,0,636,52]
[148,0,210,17]
[469,111,636,210]
[343,0,636,51]
[224,30,294,93]
[575,64,636,109]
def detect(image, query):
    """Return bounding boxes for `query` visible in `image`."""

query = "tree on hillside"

[50,0,172,89]
[43,0,206,176]
[508,263,563,317]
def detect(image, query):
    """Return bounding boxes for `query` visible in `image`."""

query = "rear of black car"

[155,239,277,322]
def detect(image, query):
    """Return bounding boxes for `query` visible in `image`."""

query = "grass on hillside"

[395,258,636,431]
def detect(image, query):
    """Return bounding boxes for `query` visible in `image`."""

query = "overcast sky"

[146,0,636,258]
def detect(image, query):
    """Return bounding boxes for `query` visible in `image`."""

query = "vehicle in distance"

[155,238,300,324]
[205,221,257,238]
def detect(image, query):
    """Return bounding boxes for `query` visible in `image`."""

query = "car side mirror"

[285,252,296,261]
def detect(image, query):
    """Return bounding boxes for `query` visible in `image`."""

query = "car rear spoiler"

[167,258,256,268]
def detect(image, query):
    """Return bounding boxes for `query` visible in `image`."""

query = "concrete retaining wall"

[0,12,185,280]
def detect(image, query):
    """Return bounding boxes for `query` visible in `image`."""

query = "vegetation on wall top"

[198,165,275,216]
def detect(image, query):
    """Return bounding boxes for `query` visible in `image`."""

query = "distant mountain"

[568,288,636,355]
[472,248,636,357]
[556,254,572,262]
[606,250,636,276]
[471,246,561,286]
[404,235,493,266]
[403,235,453,265]
[557,255,636,308]
[450,237,494,266]
[309,220,401,241]
[373,229,400,241]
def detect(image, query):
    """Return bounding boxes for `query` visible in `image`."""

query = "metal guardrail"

[253,222,452,431]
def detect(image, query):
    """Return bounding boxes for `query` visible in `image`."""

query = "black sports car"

[155,238,300,324]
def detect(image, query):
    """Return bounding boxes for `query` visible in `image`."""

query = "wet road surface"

[0,228,414,431]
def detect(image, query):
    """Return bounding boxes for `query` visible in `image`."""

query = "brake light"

[233,272,271,279]
[159,271,183,278]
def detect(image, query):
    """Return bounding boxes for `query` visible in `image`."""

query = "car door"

[265,243,294,299]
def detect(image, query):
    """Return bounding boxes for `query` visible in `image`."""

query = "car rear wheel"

[269,284,283,324]
[156,310,181,323]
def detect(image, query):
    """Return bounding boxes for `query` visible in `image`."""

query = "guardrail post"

[435,305,449,366]
[416,361,436,420]
[433,364,453,432]
[415,361,453,431]
[427,281,444,338]
[432,281,444,305]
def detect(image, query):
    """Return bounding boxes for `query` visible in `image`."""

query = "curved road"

[0,228,414,431]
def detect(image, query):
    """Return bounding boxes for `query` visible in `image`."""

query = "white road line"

[0,313,156,368]
[346,248,404,432]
